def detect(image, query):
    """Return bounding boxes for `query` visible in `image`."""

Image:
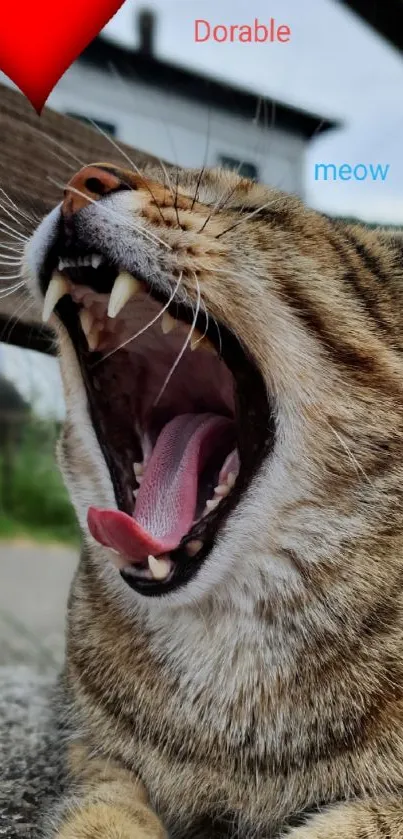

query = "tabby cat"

[18,161,403,838]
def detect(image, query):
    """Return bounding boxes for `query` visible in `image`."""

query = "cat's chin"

[39,252,275,597]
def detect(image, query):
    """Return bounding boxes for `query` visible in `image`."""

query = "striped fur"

[22,165,403,838]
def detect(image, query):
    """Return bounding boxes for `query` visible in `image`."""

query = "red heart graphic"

[0,0,126,113]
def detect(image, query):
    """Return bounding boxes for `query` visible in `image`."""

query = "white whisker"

[46,147,78,171]
[0,243,24,253]
[88,120,169,229]
[153,277,201,407]
[0,201,27,228]
[0,282,25,298]
[48,178,172,252]
[216,200,274,239]
[0,223,28,242]
[28,124,85,167]
[0,189,37,225]
[95,272,183,365]
[325,419,373,488]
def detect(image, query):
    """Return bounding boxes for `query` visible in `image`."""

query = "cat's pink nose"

[62,165,123,216]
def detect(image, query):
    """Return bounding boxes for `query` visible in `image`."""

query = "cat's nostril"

[62,165,124,216]
[85,177,110,196]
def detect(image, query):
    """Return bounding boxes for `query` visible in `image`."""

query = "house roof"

[339,0,403,53]
[79,36,338,140]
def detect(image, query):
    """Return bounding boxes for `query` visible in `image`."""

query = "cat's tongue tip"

[87,507,179,564]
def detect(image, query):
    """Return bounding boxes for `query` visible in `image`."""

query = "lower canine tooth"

[42,273,69,323]
[190,330,203,351]
[206,498,220,512]
[87,326,100,351]
[201,337,216,354]
[148,554,171,581]
[79,309,94,344]
[108,271,141,318]
[161,312,177,335]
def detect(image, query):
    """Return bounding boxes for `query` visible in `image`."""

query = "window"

[66,113,117,137]
[219,156,259,181]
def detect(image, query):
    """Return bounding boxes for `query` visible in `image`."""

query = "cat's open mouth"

[40,252,274,596]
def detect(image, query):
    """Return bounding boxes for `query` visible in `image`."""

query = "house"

[42,12,335,199]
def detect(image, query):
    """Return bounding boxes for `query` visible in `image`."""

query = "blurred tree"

[0,375,30,514]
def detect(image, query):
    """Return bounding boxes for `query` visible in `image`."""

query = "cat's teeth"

[91,254,103,269]
[186,540,203,557]
[227,472,236,488]
[133,462,144,478]
[161,312,177,335]
[190,329,203,351]
[108,271,141,318]
[206,498,220,512]
[133,489,139,499]
[201,337,216,354]
[148,554,171,581]
[87,325,101,351]
[214,483,230,497]
[79,309,95,346]
[42,273,69,322]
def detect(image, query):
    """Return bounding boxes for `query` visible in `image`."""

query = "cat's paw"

[55,802,167,839]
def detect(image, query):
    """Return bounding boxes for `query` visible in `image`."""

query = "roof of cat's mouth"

[40,248,274,596]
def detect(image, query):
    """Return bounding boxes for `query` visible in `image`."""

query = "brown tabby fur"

[24,163,403,839]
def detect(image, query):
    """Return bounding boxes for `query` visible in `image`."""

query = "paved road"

[0,540,78,672]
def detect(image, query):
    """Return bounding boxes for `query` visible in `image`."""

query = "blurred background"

[0,0,402,667]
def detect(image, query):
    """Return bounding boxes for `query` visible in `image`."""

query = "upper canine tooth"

[148,554,171,581]
[161,312,177,335]
[108,271,141,318]
[42,273,69,323]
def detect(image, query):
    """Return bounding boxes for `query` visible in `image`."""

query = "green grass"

[0,419,80,546]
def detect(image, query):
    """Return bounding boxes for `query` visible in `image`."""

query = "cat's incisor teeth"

[161,312,177,335]
[42,273,69,323]
[206,498,220,512]
[108,271,141,318]
[148,554,171,581]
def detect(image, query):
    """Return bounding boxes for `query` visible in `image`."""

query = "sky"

[102,0,403,224]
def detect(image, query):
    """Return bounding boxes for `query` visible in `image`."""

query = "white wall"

[45,62,305,196]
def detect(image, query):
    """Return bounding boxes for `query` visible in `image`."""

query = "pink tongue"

[88,414,232,563]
